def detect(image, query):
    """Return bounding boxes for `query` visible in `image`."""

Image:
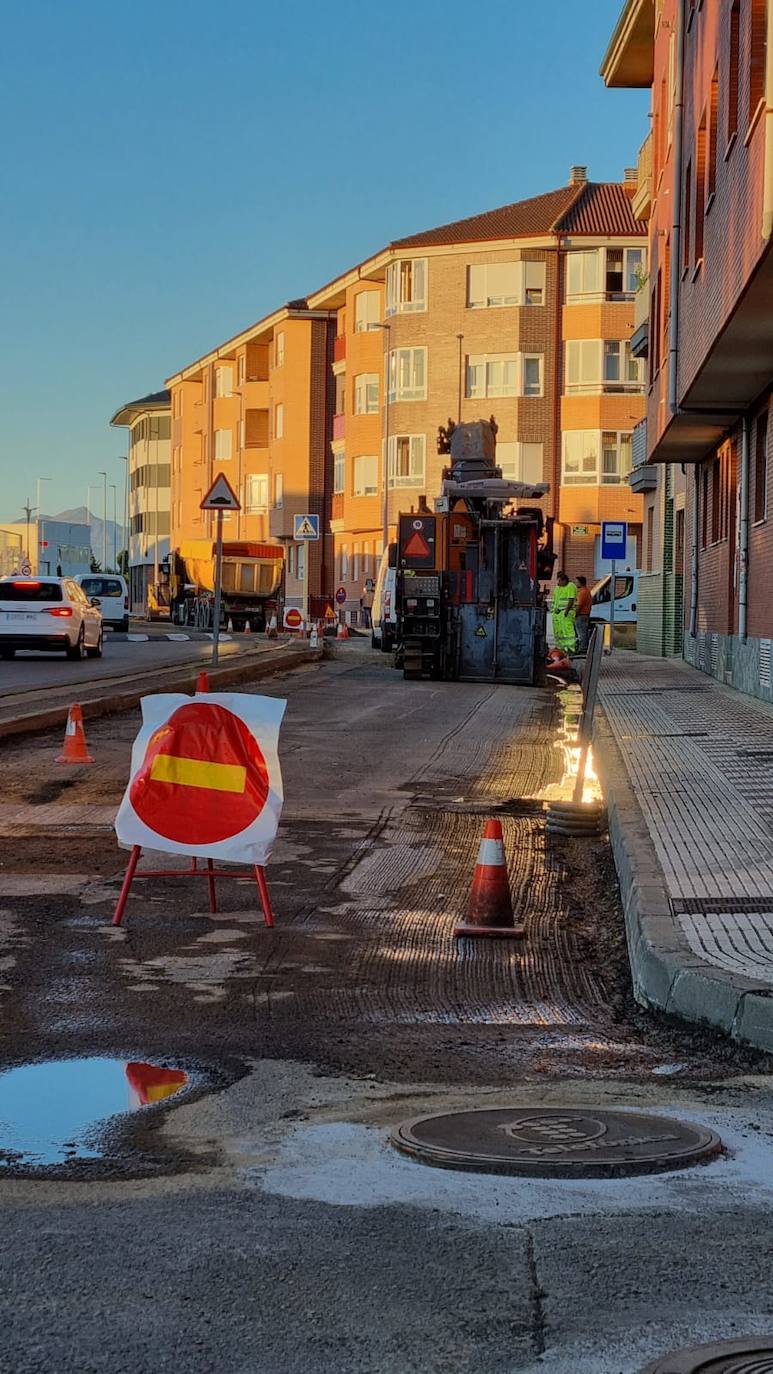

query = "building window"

[334,452,345,495]
[334,373,346,416]
[275,331,285,367]
[755,411,769,522]
[340,546,349,581]
[467,262,520,308]
[354,291,381,331]
[646,508,654,572]
[524,261,545,305]
[566,250,601,300]
[387,435,425,488]
[385,258,427,315]
[565,341,643,394]
[238,353,246,385]
[387,347,427,401]
[562,431,632,486]
[354,373,379,414]
[354,455,378,496]
[682,159,692,272]
[214,366,233,398]
[695,109,707,264]
[603,340,644,391]
[728,0,740,145]
[466,353,517,398]
[497,441,543,484]
[238,418,245,451]
[523,356,543,397]
[565,247,645,303]
[750,0,767,123]
[274,403,284,439]
[214,428,232,461]
[274,473,283,508]
[708,65,719,201]
[245,473,268,514]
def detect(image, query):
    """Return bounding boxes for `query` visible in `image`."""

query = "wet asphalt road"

[0,633,244,696]
[2,640,773,1372]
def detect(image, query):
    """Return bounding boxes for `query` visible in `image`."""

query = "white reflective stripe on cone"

[476,838,506,867]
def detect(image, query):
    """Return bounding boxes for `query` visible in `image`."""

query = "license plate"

[2,612,38,621]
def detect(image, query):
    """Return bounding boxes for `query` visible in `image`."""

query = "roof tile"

[391,182,645,249]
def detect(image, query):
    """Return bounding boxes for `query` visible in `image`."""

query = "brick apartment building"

[604,0,773,700]
[165,173,646,622]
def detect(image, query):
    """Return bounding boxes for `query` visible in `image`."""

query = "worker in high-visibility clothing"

[551,571,578,655]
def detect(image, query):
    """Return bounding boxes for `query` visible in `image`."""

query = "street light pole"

[98,471,108,572]
[35,476,51,573]
[110,485,117,570]
[120,454,129,587]
[21,500,37,564]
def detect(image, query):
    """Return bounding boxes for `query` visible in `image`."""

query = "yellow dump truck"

[168,539,284,631]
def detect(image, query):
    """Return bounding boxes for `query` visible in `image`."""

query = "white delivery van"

[75,574,130,631]
[371,543,398,652]
[590,571,639,624]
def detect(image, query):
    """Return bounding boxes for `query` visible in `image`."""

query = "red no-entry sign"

[129,701,270,845]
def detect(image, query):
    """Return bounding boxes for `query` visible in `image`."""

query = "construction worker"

[575,575,593,653]
[551,571,577,655]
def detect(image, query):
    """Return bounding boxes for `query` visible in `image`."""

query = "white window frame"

[245,473,268,514]
[566,247,647,302]
[274,473,283,508]
[566,339,645,394]
[523,355,543,397]
[354,291,381,332]
[388,434,426,489]
[214,428,232,461]
[274,403,284,439]
[385,258,427,315]
[214,366,233,398]
[467,261,520,308]
[561,430,633,486]
[465,353,518,399]
[353,455,378,496]
[275,331,285,367]
[496,441,543,484]
[524,261,546,305]
[354,373,379,415]
[334,452,345,495]
[237,353,246,385]
[387,347,427,402]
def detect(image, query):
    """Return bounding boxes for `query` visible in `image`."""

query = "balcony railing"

[632,132,652,223]
[629,419,657,491]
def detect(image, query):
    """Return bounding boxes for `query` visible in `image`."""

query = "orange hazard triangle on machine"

[403,528,432,559]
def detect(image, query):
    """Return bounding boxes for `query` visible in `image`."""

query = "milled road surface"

[2,640,773,1373]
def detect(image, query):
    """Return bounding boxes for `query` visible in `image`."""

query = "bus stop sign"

[601,521,627,562]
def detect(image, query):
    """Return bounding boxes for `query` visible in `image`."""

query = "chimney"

[569,165,588,186]
[623,166,637,197]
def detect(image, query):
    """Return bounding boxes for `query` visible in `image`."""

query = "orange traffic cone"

[195,671,209,693]
[244,619,252,634]
[56,703,94,765]
[455,818,524,939]
[337,621,349,640]
[266,614,278,640]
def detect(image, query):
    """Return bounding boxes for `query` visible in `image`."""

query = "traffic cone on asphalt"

[454,818,524,939]
[56,703,94,765]
[195,671,209,693]
[226,617,234,633]
[244,619,252,634]
[266,615,278,640]
[337,620,349,640]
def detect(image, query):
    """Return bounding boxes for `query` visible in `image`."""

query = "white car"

[75,574,129,631]
[0,576,103,660]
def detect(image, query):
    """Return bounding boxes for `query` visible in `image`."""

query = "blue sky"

[0,0,647,522]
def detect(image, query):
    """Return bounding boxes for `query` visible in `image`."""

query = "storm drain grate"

[642,1335,773,1371]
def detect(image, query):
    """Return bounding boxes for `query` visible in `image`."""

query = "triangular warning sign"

[403,529,431,559]
[200,473,241,511]
[296,517,317,537]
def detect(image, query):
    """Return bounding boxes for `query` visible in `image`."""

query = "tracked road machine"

[396,419,555,684]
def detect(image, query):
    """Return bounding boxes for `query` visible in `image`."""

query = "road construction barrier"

[455,818,524,940]
[112,691,286,930]
[310,624,319,649]
[195,671,209,693]
[337,621,349,640]
[56,703,94,765]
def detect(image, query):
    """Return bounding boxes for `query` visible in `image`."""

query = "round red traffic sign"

[335,586,347,605]
[129,702,269,845]
[284,608,303,630]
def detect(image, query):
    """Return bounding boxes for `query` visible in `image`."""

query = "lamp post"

[110,485,117,571]
[35,476,51,573]
[20,500,37,564]
[372,321,392,550]
[98,471,108,572]
[119,454,129,586]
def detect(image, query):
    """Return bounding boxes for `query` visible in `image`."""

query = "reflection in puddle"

[0,1058,189,1166]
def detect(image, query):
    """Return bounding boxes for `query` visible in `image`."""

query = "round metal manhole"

[391,1106,721,1179]
[642,1337,773,1372]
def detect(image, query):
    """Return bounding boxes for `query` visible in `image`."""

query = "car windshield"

[0,581,63,602]
[80,578,122,596]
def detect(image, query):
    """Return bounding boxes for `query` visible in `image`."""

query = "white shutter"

[468,265,485,307]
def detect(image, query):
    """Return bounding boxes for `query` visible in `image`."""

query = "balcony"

[632,132,652,222]
[629,420,657,491]
[631,276,649,358]
[269,506,293,540]
[333,335,346,364]
[333,413,345,441]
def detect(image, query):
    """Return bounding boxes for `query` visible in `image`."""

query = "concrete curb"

[593,707,773,1054]
[0,645,322,743]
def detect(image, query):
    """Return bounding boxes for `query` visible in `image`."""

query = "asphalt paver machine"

[396,419,555,684]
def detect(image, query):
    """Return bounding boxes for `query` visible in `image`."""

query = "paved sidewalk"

[596,651,773,1052]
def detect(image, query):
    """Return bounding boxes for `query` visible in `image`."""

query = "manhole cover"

[642,1337,773,1371]
[391,1106,721,1178]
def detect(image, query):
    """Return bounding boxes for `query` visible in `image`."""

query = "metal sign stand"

[212,509,224,667]
[609,559,616,657]
[572,625,604,805]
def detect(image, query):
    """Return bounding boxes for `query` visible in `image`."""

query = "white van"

[76,574,130,631]
[590,571,639,624]
[371,543,398,652]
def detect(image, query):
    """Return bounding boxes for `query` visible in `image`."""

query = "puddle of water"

[0,1058,189,1166]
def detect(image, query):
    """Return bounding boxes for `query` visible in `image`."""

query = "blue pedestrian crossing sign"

[294,514,319,541]
[601,521,627,561]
